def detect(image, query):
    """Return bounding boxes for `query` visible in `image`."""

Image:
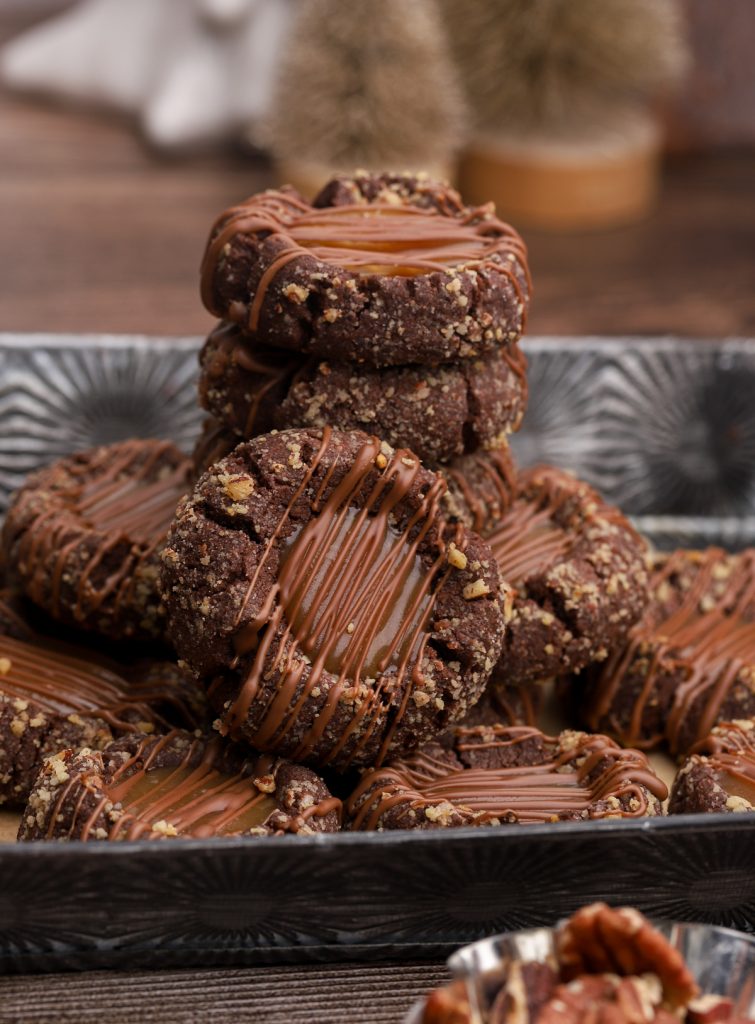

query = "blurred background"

[0,0,753,339]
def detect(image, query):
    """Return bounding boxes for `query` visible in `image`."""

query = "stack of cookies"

[1,170,753,845]
[194,171,529,527]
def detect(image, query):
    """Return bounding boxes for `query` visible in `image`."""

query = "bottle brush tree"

[268,0,466,174]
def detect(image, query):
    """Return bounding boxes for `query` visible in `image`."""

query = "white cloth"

[1,0,293,148]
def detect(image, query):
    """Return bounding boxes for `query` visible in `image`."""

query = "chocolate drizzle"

[347,727,667,830]
[485,466,635,584]
[586,549,755,753]
[200,323,298,438]
[442,447,517,534]
[278,506,432,679]
[488,499,572,584]
[0,635,193,732]
[43,732,342,840]
[75,446,186,544]
[6,440,191,631]
[201,189,529,333]
[693,719,755,756]
[708,750,755,803]
[215,429,456,768]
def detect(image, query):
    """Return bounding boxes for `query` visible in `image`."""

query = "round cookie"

[2,439,192,642]
[485,465,649,689]
[201,171,531,368]
[668,719,755,815]
[580,548,755,755]
[0,633,207,807]
[346,725,667,830]
[199,321,528,464]
[19,729,341,841]
[192,415,518,534]
[161,427,507,770]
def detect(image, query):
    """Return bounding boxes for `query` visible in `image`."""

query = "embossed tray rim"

[2,806,753,854]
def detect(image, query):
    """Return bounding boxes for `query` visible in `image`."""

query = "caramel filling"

[109,764,277,839]
[200,189,529,331]
[588,549,755,752]
[348,731,667,830]
[278,507,432,679]
[711,750,755,803]
[288,206,498,277]
[223,431,453,768]
[717,770,755,804]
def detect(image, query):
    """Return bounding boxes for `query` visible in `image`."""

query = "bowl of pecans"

[408,903,755,1024]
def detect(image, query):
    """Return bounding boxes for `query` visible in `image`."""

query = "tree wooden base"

[458,114,661,230]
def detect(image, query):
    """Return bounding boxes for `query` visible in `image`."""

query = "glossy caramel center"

[110,765,277,837]
[278,506,431,679]
[288,206,494,278]
[718,770,755,803]
[488,502,571,585]
[76,472,186,545]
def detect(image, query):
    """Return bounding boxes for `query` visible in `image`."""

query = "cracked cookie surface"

[192,416,518,540]
[485,466,649,689]
[199,321,527,465]
[201,171,530,368]
[2,439,192,642]
[162,427,506,769]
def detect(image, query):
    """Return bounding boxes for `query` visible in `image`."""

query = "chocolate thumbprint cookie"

[580,548,755,755]
[199,321,528,465]
[20,730,341,841]
[669,719,755,815]
[161,428,507,769]
[0,633,205,806]
[346,725,666,831]
[200,171,530,368]
[2,439,192,642]
[486,466,649,688]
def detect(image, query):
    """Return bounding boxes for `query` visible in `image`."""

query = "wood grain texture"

[526,151,755,338]
[0,962,447,1022]
[1,7,754,339]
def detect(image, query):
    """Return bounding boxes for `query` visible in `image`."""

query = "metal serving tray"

[0,333,754,974]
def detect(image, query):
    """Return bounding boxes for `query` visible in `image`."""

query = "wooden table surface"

[0,963,451,1023]
[0,4,754,338]
[1,6,755,1023]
